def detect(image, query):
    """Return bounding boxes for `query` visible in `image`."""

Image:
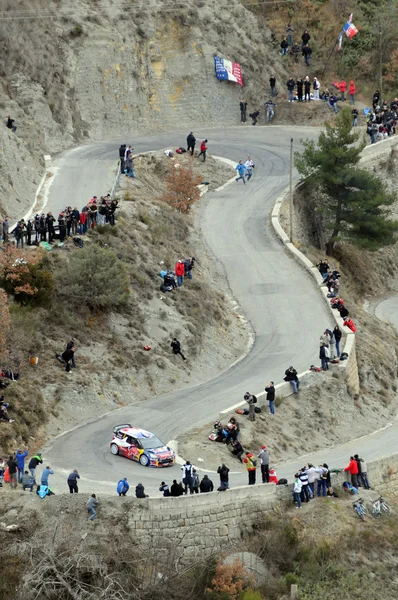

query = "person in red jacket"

[339,80,347,101]
[175,260,185,286]
[349,80,356,105]
[198,139,208,162]
[344,456,359,488]
[79,210,88,234]
[243,452,256,485]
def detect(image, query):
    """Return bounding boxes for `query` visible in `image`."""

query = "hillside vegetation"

[0,152,247,453]
[251,0,398,99]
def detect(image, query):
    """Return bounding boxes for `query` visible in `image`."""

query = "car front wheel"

[110,443,119,456]
[139,454,149,466]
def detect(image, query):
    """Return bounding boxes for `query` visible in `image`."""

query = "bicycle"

[353,498,367,521]
[371,496,390,518]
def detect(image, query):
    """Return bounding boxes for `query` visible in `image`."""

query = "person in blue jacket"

[117,477,130,496]
[235,160,247,185]
[16,448,29,483]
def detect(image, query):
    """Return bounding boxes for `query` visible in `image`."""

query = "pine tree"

[294,107,398,255]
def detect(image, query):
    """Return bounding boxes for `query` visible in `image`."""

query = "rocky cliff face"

[0,0,288,217]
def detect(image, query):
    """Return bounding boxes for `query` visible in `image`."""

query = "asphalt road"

[40,126,360,495]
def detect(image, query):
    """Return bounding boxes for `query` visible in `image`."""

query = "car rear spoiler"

[113,423,132,434]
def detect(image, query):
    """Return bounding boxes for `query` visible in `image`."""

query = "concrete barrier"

[271,186,359,392]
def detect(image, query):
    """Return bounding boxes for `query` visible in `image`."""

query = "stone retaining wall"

[107,451,398,564]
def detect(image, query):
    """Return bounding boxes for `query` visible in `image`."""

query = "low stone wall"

[110,451,398,563]
[123,483,291,564]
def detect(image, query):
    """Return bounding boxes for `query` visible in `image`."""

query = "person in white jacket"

[313,77,321,100]
[245,157,255,181]
[293,473,303,508]
[305,463,316,497]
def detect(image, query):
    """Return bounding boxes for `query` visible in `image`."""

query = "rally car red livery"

[110,424,175,468]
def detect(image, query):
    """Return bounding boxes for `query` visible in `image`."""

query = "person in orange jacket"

[344,456,359,488]
[349,80,356,105]
[243,451,256,485]
[198,139,208,162]
[339,80,347,101]
[175,260,185,287]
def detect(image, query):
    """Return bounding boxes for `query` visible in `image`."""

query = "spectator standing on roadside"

[181,460,194,495]
[265,381,275,414]
[339,80,346,101]
[187,132,196,156]
[333,325,342,358]
[352,107,359,127]
[58,212,66,242]
[217,463,230,490]
[240,99,248,123]
[284,366,300,394]
[286,22,294,46]
[269,75,276,97]
[291,42,300,64]
[198,139,207,162]
[67,470,80,493]
[7,455,17,489]
[313,77,320,100]
[192,469,200,494]
[280,36,289,56]
[258,446,270,483]
[41,465,54,487]
[293,473,302,508]
[16,448,28,483]
[349,80,356,105]
[315,464,328,496]
[171,337,186,361]
[287,76,295,103]
[28,453,42,482]
[301,29,311,48]
[199,474,214,493]
[303,43,312,67]
[46,212,56,243]
[87,494,99,521]
[243,451,256,485]
[304,76,311,101]
[244,392,257,422]
[118,144,126,172]
[235,160,247,185]
[319,342,329,371]
[175,260,185,286]
[296,78,303,101]
[355,455,370,489]
[305,463,316,497]
[299,468,311,502]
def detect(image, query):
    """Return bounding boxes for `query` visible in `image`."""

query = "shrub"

[161,163,202,213]
[56,245,130,311]
[0,246,54,306]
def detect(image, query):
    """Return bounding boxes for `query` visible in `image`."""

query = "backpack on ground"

[277,478,288,485]
[254,406,262,414]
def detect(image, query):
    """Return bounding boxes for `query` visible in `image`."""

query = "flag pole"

[321,29,344,79]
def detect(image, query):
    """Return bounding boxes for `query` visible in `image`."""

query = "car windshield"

[140,436,164,450]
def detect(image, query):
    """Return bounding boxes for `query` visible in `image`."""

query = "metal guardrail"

[110,162,121,199]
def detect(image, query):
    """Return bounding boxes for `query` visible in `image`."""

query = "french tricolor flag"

[344,14,358,39]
